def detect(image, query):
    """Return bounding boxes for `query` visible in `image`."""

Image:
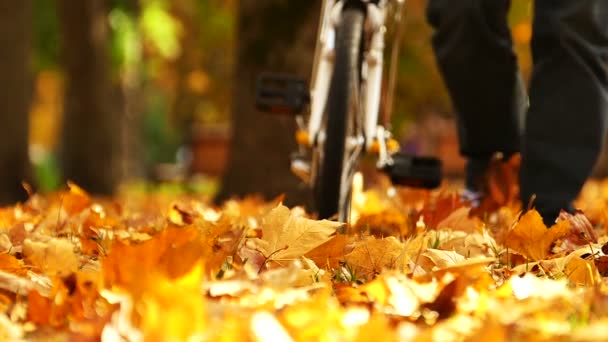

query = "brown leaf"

[415,193,464,230]
[167,203,195,226]
[558,210,599,249]
[79,237,101,257]
[594,255,608,277]
[470,154,521,217]
[422,276,465,321]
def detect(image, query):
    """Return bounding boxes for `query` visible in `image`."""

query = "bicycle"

[256,0,442,222]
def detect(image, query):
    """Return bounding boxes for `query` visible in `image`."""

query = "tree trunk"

[215,0,320,208]
[0,0,33,204]
[56,0,120,194]
[118,0,144,183]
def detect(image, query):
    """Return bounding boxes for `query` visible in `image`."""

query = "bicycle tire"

[314,5,365,220]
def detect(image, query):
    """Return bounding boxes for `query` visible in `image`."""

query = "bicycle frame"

[257,0,441,222]
[304,0,405,183]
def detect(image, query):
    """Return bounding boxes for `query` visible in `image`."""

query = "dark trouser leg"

[426,0,526,190]
[521,0,608,224]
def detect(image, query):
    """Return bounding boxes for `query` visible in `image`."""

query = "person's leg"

[521,0,608,225]
[427,0,526,193]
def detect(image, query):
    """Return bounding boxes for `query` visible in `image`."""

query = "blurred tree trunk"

[215,1,320,207]
[0,0,33,204]
[117,0,144,183]
[56,0,121,194]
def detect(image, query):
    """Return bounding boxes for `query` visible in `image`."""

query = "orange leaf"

[471,154,521,217]
[0,253,27,277]
[27,290,52,326]
[305,234,349,269]
[63,182,91,215]
[79,237,101,257]
[167,203,195,226]
[505,210,570,261]
[416,193,464,230]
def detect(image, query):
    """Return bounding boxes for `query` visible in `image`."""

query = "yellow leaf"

[504,210,570,261]
[140,263,207,341]
[436,207,483,234]
[279,287,344,341]
[250,205,342,263]
[23,238,79,276]
[563,250,601,287]
[344,237,406,280]
[422,249,466,269]
[356,314,397,342]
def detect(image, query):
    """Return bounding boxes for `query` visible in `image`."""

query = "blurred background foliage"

[28,0,531,193]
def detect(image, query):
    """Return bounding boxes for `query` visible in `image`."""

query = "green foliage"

[143,93,181,165]
[109,7,141,72]
[141,0,182,60]
[33,0,60,71]
[32,151,61,193]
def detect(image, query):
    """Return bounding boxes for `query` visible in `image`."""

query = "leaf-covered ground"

[2,178,608,341]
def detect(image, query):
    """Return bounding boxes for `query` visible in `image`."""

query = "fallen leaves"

[23,238,80,277]
[344,237,407,280]
[0,181,607,340]
[248,205,342,265]
[504,210,570,261]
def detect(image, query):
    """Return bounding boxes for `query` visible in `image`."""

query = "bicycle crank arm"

[381,153,443,189]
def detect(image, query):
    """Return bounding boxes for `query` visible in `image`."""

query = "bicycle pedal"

[255,73,309,115]
[382,153,442,189]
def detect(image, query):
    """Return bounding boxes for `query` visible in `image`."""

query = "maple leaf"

[436,207,484,233]
[421,249,466,270]
[278,287,344,340]
[557,210,599,250]
[63,182,92,215]
[248,205,342,264]
[563,249,601,287]
[353,209,409,237]
[344,237,407,280]
[504,210,570,261]
[139,263,207,341]
[415,193,464,229]
[23,238,80,276]
[305,234,350,269]
[0,253,27,277]
[470,154,521,217]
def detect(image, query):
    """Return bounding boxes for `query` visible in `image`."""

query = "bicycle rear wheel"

[314,5,365,220]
